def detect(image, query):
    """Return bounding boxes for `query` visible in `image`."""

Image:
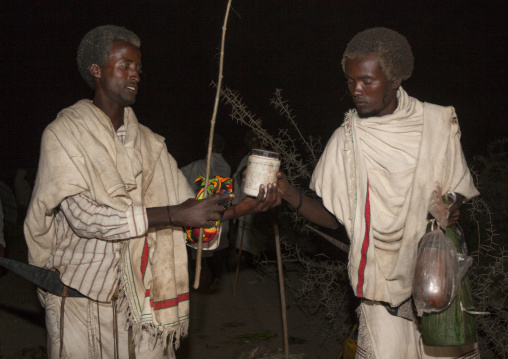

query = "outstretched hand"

[276,171,294,199]
[227,183,281,219]
[171,193,233,228]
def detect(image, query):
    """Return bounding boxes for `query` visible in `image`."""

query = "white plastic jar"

[243,149,281,197]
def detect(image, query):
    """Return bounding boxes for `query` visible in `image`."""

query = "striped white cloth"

[46,125,147,302]
[51,192,147,301]
[25,100,193,348]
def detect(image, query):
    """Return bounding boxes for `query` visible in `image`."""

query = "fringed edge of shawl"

[356,304,376,359]
[343,110,358,281]
[342,109,356,227]
[116,246,189,352]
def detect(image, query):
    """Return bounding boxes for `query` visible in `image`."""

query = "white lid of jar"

[251,149,279,159]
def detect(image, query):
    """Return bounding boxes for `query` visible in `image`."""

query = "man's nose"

[351,82,362,95]
[130,70,140,82]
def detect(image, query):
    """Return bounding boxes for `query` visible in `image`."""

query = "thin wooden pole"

[337,323,358,359]
[305,224,350,253]
[233,218,246,298]
[273,221,289,359]
[194,0,233,289]
[260,259,299,264]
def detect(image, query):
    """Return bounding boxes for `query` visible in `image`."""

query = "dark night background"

[1,0,507,173]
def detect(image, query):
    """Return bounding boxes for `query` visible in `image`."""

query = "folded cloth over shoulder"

[24,99,195,348]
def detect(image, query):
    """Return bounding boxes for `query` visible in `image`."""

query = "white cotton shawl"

[310,88,479,306]
[24,99,194,347]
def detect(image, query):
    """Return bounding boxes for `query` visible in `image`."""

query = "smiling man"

[24,25,280,359]
[277,27,480,358]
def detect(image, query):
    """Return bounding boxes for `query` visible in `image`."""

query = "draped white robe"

[310,88,479,306]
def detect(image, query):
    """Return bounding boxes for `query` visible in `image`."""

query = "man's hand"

[447,193,465,227]
[447,206,461,226]
[170,193,233,228]
[238,183,281,214]
[223,183,281,220]
[276,171,293,199]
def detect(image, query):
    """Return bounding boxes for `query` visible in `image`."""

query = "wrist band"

[166,206,174,226]
[295,190,304,212]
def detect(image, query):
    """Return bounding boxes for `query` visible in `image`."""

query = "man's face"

[344,52,399,118]
[96,40,142,107]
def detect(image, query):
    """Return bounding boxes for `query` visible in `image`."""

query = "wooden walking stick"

[194,0,233,289]
[337,323,358,359]
[273,220,290,359]
[305,224,349,253]
[233,217,246,298]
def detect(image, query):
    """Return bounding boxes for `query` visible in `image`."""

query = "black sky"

[1,0,507,172]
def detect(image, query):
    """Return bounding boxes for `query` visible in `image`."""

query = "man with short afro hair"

[25,24,281,359]
[341,27,414,82]
[77,25,141,89]
[277,27,480,358]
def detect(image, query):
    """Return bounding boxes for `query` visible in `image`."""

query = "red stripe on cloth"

[145,289,150,297]
[151,293,190,311]
[140,236,149,278]
[356,183,370,297]
[177,293,190,302]
[355,345,368,358]
[453,346,480,359]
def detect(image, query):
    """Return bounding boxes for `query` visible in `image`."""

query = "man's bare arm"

[146,193,232,229]
[222,183,281,221]
[147,184,282,229]
[277,172,339,229]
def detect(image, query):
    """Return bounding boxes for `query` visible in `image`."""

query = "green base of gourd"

[420,225,477,346]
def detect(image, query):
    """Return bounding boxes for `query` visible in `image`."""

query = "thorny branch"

[465,164,508,358]
[219,87,508,356]
[211,84,320,189]
[270,89,318,164]
[217,85,354,345]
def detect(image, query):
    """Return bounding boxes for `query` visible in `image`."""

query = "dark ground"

[0,223,345,359]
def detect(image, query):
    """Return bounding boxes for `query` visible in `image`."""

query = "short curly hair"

[77,25,141,89]
[341,27,414,82]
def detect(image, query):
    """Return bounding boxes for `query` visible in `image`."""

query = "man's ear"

[89,64,102,79]
[392,79,402,89]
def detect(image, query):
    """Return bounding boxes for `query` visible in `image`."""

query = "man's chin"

[357,110,375,118]
[123,97,137,106]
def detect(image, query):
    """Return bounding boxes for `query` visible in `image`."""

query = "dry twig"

[220,87,353,346]
[194,0,233,289]
[274,221,290,359]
